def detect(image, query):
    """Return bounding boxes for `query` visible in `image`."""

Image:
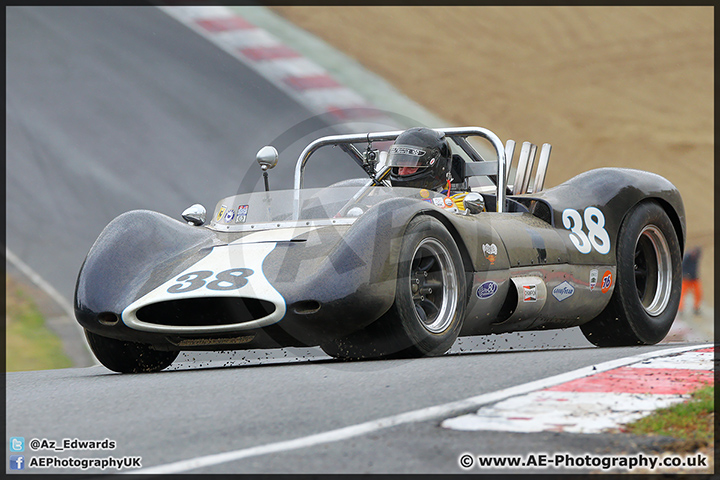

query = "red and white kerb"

[157,5,388,123]
[442,346,714,433]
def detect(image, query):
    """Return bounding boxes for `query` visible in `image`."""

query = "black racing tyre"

[580,201,682,346]
[322,216,466,360]
[85,330,179,373]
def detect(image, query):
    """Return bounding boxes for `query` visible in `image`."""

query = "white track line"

[5,248,99,365]
[129,343,711,474]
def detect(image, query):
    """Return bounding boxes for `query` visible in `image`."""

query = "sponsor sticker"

[589,268,598,291]
[483,243,498,265]
[236,205,249,223]
[476,281,498,299]
[523,285,537,302]
[601,270,613,293]
[216,205,227,222]
[432,197,445,207]
[444,197,454,207]
[419,189,431,199]
[552,281,575,302]
[224,209,235,223]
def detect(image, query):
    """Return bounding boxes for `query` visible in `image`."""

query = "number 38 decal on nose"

[167,268,254,294]
[562,207,611,254]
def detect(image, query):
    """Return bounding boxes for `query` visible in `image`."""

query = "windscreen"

[209,185,448,228]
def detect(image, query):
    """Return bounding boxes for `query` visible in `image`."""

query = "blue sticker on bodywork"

[476,281,498,299]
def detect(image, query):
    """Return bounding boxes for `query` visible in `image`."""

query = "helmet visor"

[386,144,437,168]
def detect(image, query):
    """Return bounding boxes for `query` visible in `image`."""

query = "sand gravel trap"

[273,6,713,303]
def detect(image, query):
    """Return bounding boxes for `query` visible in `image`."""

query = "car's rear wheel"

[322,216,466,359]
[85,330,179,373]
[580,201,682,346]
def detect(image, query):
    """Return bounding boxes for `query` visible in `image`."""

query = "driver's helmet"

[388,127,452,190]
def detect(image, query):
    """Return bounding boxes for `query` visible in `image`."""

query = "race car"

[74,126,685,373]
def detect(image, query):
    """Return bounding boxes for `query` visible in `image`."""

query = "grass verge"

[6,275,73,372]
[623,384,714,473]
[624,384,714,445]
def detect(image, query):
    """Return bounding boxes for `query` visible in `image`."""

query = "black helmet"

[388,127,452,190]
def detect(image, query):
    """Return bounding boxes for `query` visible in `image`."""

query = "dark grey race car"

[74,127,685,373]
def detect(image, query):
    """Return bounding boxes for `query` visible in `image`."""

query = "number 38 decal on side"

[167,268,254,294]
[562,207,611,254]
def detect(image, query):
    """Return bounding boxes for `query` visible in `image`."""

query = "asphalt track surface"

[5,6,703,474]
[7,345,691,474]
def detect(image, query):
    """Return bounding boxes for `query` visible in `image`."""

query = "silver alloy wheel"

[409,238,458,333]
[634,225,672,316]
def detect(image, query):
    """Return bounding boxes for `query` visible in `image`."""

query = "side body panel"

[441,212,613,335]
[444,167,684,335]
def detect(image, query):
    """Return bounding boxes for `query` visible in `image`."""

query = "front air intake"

[136,297,275,327]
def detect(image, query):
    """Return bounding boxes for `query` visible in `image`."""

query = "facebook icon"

[10,455,24,470]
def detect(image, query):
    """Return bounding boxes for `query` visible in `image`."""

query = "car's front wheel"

[580,200,682,346]
[85,330,179,373]
[322,215,466,359]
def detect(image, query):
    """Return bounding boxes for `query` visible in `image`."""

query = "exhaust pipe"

[519,142,537,194]
[532,143,552,193]
[504,139,516,181]
[513,141,537,195]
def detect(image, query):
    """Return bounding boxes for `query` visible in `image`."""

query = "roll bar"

[292,127,508,218]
